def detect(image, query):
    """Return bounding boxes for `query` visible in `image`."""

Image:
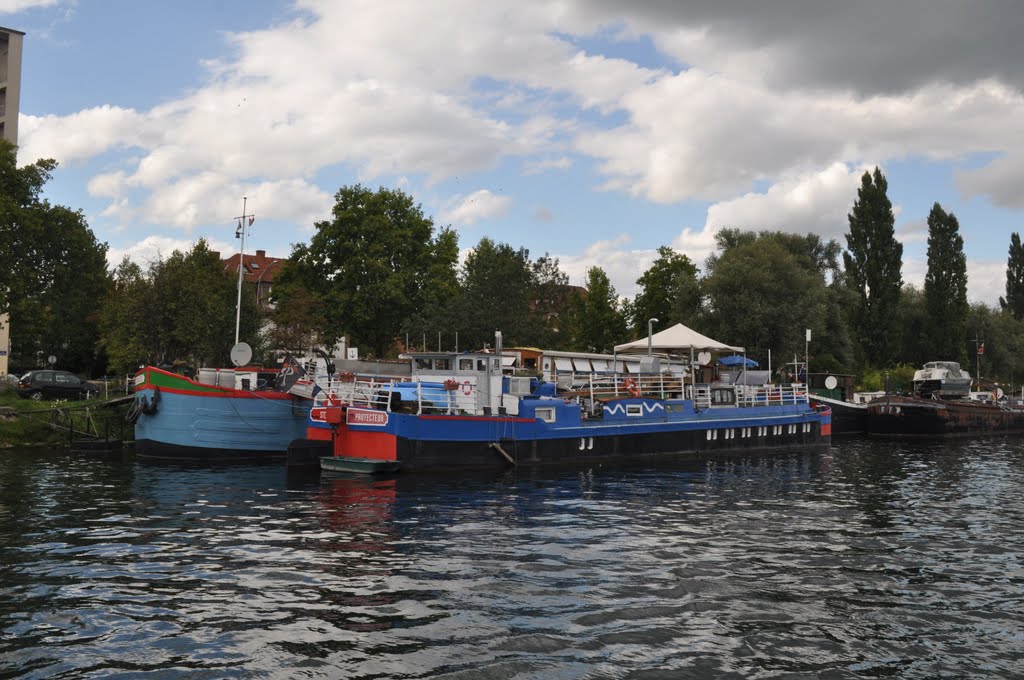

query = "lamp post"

[647,318,658,356]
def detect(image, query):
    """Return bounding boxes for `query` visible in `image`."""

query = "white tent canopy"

[614,322,744,354]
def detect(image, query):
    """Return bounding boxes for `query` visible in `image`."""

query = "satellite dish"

[825,376,838,390]
[230,342,253,367]
[996,387,1005,399]
[47,355,56,366]
[697,351,711,365]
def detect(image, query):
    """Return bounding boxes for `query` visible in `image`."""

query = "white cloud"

[0,0,58,13]
[704,163,867,241]
[556,235,658,297]
[440,189,511,226]
[967,259,1006,307]
[105,234,237,270]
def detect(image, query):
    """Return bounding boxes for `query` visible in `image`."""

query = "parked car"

[17,370,100,401]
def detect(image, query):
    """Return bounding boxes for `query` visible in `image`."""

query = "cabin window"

[626,404,643,417]
[415,358,433,370]
[535,407,556,423]
[477,359,487,371]
[666,403,685,413]
[435,359,450,371]
[459,359,473,371]
[492,359,500,370]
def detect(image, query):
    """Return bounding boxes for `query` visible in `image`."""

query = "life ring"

[623,378,640,397]
[462,380,473,396]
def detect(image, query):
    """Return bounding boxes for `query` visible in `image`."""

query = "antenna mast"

[234,197,256,345]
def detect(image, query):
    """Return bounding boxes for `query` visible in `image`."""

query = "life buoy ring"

[623,378,640,398]
[462,380,473,396]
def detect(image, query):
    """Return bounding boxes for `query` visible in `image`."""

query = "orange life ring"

[462,380,473,396]
[623,378,640,397]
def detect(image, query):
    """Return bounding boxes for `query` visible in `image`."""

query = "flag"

[249,215,255,226]
[274,354,307,392]
[235,219,242,238]
[978,343,985,355]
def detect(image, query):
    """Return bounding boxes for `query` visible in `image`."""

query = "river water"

[1,439,1023,679]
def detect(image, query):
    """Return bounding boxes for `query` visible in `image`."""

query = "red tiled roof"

[222,249,286,283]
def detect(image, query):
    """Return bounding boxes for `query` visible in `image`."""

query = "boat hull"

[809,395,868,436]
[132,367,311,462]
[866,396,1024,438]
[315,399,831,472]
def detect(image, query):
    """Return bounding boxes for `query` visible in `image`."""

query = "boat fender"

[141,386,160,415]
[125,397,144,424]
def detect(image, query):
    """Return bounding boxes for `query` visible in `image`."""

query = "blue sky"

[7,0,1024,305]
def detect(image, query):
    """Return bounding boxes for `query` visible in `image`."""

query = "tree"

[923,203,968,362]
[0,139,58,315]
[703,238,828,365]
[264,281,326,354]
[97,240,254,373]
[631,246,701,336]
[98,258,154,374]
[276,185,457,357]
[1000,232,1024,320]
[450,237,535,351]
[569,267,628,353]
[0,139,111,373]
[526,253,572,348]
[844,167,903,367]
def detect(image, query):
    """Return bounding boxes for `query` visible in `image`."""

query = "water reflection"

[2,442,1024,677]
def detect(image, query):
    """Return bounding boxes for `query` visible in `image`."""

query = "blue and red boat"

[304,349,832,473]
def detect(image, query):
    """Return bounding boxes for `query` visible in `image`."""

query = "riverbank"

[0,385,131,448]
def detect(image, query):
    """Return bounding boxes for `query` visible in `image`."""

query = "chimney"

[256,249,266,258]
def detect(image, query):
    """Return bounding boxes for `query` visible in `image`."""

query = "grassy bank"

[0,384,133,448]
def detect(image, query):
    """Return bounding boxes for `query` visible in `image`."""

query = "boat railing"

[559,373,808,409]
[736,384,809,406]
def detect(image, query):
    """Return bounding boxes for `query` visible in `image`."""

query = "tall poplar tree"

[1000,232,1024,320]
[923,203,968,362]
[843,167,902,367]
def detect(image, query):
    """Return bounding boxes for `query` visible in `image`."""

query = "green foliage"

[276,185,456,358]
[999,232,1024,320]
[965,303,1024,390]
[631,246,701,336]
[450,237,535,350]
[857,363,916,393]
[923,203,968,363]
[844,167,903,366]
[264,280,326,353]
[0,139,111,373]
[98,240,255,373]
[893,284,930,369]
[702,232,833,365]
[568,267,628,353]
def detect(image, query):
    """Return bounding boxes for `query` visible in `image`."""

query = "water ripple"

[2,440,1024,677]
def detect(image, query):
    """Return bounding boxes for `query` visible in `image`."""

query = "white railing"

[315,375,483,415]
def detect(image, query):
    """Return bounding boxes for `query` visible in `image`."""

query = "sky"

[6,0,1024,306]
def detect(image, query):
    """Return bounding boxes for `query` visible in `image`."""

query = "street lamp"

[647,318,659,356]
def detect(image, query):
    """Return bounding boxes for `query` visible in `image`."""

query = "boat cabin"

[912,361,972,399]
